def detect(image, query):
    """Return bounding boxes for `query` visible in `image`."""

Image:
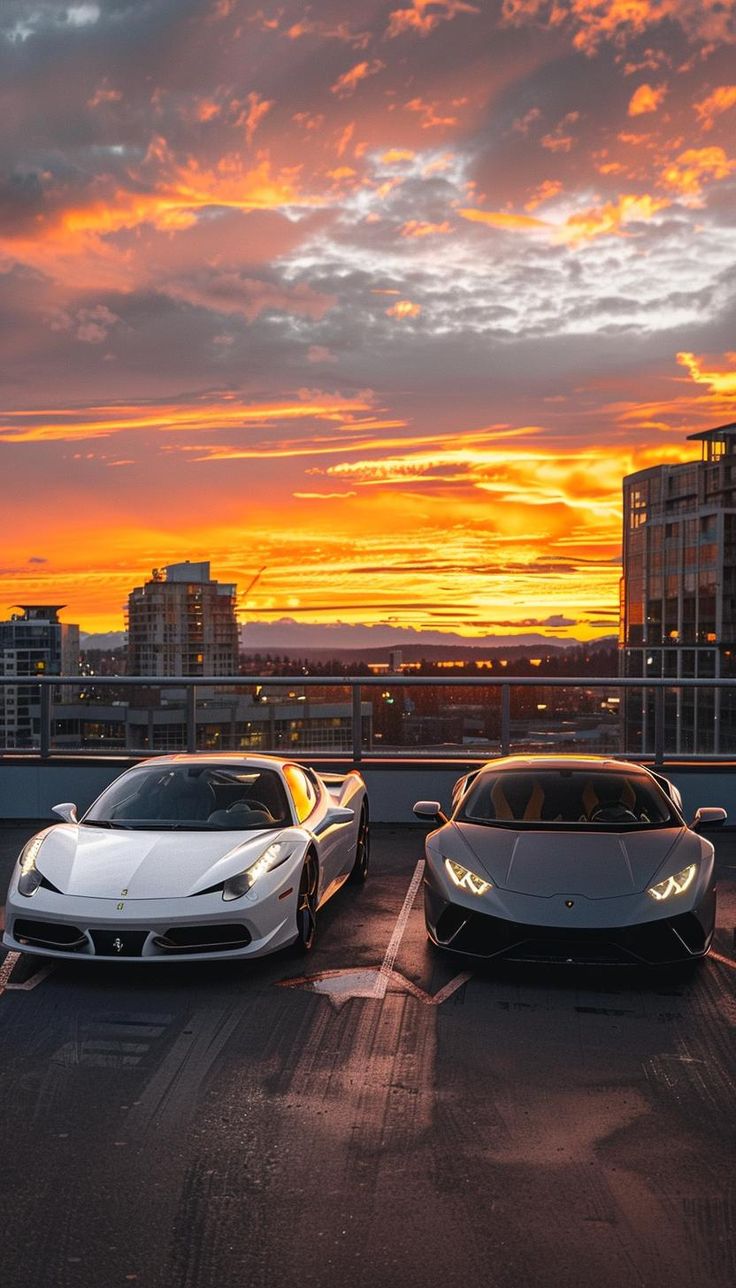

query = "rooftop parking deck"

[1,823,735,1288]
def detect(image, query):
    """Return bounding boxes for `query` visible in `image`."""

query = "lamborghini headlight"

[17,834,46,897]
[222,838,299,901]
[647,863,697,902]
[444,858,492,896]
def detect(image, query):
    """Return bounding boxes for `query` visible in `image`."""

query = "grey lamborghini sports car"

[414,755,725,967]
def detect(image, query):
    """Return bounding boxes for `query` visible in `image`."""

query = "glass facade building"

[0,606,80,748]
[620,422,736,753]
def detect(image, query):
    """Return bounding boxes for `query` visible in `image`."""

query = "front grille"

[428,889,712,966]
[152,924,251,954]
[13,919,87,951]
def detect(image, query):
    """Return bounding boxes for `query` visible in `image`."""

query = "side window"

[283,765,318,824]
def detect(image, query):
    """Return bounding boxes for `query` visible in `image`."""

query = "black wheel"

[349,804,370,884]
[295,852,319,953]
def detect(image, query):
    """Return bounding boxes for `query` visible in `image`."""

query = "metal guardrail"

[2,674,736,766]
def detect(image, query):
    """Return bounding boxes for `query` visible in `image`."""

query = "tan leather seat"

[491,777,544,821]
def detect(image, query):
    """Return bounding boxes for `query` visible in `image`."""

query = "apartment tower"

[620,422,736,753]
[126,562,239,676]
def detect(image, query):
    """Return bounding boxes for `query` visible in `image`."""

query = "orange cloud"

[240,91,273,144]
[286,18,371,47]
[540,110,579,152]
[660,145,736,197]
[0,153,323,291]
[400,219,452,236]
[694,85,736,129]
[381,148,416,163]
[459,208,548,232]
[87,84,123,108]
[330,60,385,97]
[404,97,459,128]
[525,179,563,211]
[513,107,542,134]
[501,1,736,55]
[292,492,357,500]
[0,394,378,444]
[386,299,422,318]
[677,351,736,398]
[195,99,222,122]
[563,192,669,241]
[628,82,667,115]
[541,133,573,152]
[386,1,480,39]
[461,193,668,242]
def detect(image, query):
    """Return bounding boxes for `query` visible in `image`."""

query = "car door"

[283,765,349,903]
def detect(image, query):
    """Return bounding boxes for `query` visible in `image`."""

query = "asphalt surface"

[1,823,735,1288]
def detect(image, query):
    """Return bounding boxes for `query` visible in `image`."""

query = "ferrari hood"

[34,823,285,899]
[456,822,688,898]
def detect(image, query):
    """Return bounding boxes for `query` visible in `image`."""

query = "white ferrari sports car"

[414,755,725,967]
[3,754,368,962]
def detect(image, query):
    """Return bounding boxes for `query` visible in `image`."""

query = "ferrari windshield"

[458,769,678,829]
[84,764,291,830]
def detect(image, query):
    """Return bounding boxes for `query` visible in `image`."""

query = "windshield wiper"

[80,820,133,829]
[120,822,222,831]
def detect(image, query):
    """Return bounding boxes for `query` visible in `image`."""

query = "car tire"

[294,852,319,953]
[348,804,370,884]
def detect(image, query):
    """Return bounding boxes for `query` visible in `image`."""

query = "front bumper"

[424,879,717,966]
[2,886,298,962]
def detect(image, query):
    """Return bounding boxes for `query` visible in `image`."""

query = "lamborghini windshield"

[83,765,291,830]
[458,769,678,830]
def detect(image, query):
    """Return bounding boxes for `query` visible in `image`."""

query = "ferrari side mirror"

[691,806,727,831]
[413,800,447,823]
[52,802,78,823]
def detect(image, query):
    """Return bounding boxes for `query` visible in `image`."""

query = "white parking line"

[430,971,474,1005]
[373,859,425,1000]
[5,965,55,991]
[0,951,21,996]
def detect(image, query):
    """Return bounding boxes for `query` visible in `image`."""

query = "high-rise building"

[0,605,80,748]
[620,421,736,753]
[126,562,239,676]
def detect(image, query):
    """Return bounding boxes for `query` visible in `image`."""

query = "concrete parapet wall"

[0,757,735,825]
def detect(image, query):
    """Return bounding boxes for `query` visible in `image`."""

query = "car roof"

[476,755,655,775]
[133,753,290,771]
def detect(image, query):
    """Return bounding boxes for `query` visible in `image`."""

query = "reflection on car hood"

[35,824,284,899]
[457,822,689,898]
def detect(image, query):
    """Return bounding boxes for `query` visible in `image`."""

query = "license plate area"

[90,930,149,957]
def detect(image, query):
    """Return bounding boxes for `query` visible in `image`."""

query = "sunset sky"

[1,0,735,640]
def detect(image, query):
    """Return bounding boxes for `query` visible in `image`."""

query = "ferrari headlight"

[222,839,299,901]
[444,858,492,896]
[17,834,46,897]
[647,863,697,902]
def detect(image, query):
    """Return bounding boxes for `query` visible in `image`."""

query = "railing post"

[186,685,197,753]
[39,682,51,759]
[501,684,511,756]
[654,685,665,766]
[352,682,363,764]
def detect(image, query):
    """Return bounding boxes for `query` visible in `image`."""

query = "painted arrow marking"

[278,858,472,1009]
[278,965,473,1010]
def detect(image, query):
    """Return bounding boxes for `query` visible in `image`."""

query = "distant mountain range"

[238,619,614,653]
[81,619,616,657]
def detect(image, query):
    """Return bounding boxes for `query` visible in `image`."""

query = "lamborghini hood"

[455,822,689,898]
[33,823,285,899]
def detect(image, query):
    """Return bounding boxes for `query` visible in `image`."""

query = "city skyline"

[1,1,735,637]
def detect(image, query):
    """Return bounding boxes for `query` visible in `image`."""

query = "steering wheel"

[224,799,271,817]
[589,806,639,823]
